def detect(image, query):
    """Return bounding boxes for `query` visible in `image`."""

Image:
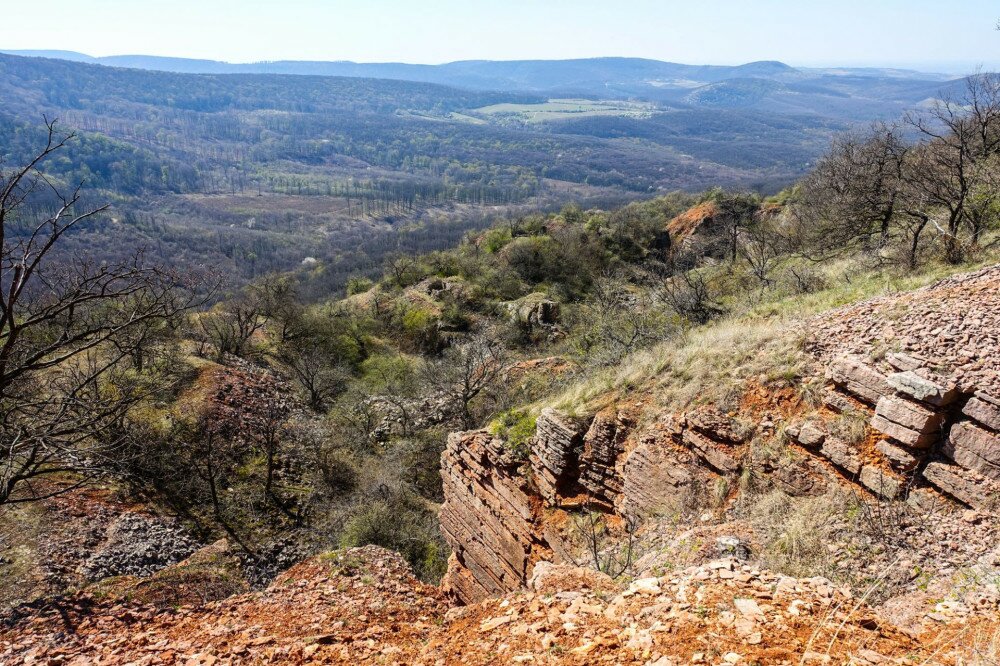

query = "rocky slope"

[3,266,1000,664]
[0,485,199,610]
[439,265,1000,620]
[3,545,996,665]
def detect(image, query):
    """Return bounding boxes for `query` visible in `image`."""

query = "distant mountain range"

[2,50,959,105]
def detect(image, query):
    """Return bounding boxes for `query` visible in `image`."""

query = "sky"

[3,0,999,72]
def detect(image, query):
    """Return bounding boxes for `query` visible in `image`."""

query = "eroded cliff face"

[438,430,549,603]
[440,265,1000,605]
[440,405,745,604]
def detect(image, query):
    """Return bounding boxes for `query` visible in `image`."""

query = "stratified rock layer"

[443,266,1000,604]
[439,430,544,603]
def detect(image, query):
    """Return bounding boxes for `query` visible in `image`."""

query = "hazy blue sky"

[4,0,999,71]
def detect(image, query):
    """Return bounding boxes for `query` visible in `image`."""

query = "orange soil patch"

[739,382,804,421]
[667,201,718,241]
[3,545,994,665]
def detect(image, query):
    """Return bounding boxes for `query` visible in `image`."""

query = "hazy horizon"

[4,49,994,79]
[4,0,998,74]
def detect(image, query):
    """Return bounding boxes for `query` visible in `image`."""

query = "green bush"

[346,276,374,295]
[481,227,513,254]
[340,498,448,582]
[316,449,360,496]
[490,409,537,461]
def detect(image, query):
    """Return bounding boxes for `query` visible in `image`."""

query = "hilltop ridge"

[0,50,958,98]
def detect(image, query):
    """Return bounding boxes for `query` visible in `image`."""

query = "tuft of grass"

[489,409,537,461]
[829,409,869,446]
[748,489,845,580]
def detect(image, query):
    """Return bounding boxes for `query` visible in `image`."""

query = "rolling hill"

[0,52,969,295]
[3,50,959,113]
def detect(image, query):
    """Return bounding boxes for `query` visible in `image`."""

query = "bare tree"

[576,274,670,364]
[279,342,351,412]
[716,192,762,266]
[199,291,265,361]
[796,123,908,259]
[571,496,641,578]
[0,120,204,505]
[385,252,420,288]
[737,219,785,294]
[425,333,508,429]
[657,268,725,325]
[904,73,1000,261]
[250,275,305,343]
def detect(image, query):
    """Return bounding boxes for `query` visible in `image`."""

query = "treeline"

[0,54,540,116]
[798,74,1000,267]
[266,177,534,209]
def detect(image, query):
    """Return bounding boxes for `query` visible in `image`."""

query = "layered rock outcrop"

[800,265,1000,507]
[441,266,1000,605]
[439,430,547,603]
[440,406,746,604]
[809,381,1000,504]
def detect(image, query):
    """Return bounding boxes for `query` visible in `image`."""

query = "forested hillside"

[4,50,959,108]
[0,53,964,297]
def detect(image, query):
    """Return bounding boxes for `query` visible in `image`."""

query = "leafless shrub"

[658,269,726,325]
[570,497,642,579]
[0,120,206,505]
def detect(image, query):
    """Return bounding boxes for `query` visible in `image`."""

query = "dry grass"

[0,503,44,609]
[963,623,1000,665]
[549,313,808,417]
[748,489,845,580]
[544,249,1000,422]
[907,617,1000,665]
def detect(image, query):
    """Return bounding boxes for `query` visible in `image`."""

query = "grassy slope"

[546,250,1000,418]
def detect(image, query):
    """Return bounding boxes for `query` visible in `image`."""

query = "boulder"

[827,356,894,406]
[715,536,752,561]
[886,352,926,372]
[796,421,827,448]
[963,395,1000,432]
[871,396,946,449]
[682,429,740,474]
[886,371,958,407]
[528,561,621,596]
[771,456,829,497]
[821,436,862,475]
[906,487,956,513]
[686,407,744,443]
[875,439,921,472]
[943,421,1000,480]
[922,461,1000,510]
[859,465,904,499]
[822,388,860,414]
[504,293,560,329]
